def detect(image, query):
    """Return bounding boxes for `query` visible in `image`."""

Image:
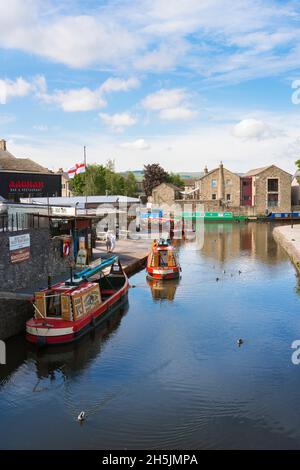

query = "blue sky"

[1,0,300,173]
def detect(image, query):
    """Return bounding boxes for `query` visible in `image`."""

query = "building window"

[268,193,278,207]
[243,195,251,201]
[212,193,217,200]
[243,180,250,186]
[268,178,278,192]
[226,193,231,201]
[211,179,217,188]
[226,179,231,186]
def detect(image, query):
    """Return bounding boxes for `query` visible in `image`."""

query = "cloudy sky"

[1,0,300,173]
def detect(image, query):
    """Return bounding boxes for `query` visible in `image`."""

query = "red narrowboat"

[26,258,129,346]
[146,239,181,280]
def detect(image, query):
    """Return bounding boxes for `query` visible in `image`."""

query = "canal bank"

[273,225,300,272]
[0,237,151,340]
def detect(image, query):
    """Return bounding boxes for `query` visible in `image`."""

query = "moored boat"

[26,257,129,346]
[146,239,181,280]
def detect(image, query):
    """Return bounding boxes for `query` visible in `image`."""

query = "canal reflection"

[200,222,288,265]
[146,278,180,302]
[2,222,300,450]
[1,303,128,385]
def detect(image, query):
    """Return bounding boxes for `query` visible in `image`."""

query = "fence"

[0,213,49,232]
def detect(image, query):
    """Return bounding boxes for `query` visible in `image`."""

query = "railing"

[0,213,48,232]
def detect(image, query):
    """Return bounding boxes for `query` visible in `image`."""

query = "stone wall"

[0,227,70,292]
[195,166,241,206]
[254,167,291,214]
[151,183,178,206]
[0,227,71,339]
[0,298,33,340]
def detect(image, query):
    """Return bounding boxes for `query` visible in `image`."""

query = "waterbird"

[77,411,86,422]
[237,339,243,347]
[130,285,136,288]
[238,270,242,275]
[216,277,220,282]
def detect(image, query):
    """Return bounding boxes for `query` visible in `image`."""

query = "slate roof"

[0,148,51,173]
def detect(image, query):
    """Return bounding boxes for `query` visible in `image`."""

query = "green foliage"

[69,164,138,197]
[143,163,169,197]
[295,159,300,171]
[166,172,185,189]
[143,163,185,196]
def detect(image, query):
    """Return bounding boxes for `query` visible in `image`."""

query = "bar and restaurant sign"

[9,233,30,264]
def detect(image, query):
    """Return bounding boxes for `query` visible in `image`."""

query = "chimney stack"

[204,165,208,174]
[0,139,7,151]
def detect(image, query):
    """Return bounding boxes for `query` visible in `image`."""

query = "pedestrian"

[110,233,116,252]
[106,232,112,252]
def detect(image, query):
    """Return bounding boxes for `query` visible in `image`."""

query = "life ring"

[63,239,70,257]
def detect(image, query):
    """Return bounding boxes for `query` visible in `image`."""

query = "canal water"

[1,222,300,449]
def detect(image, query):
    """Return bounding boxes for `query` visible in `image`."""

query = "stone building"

[150,182,182,206]
[0,138,61,201]
[241,165,292,214]
[194,162,241,208]
[57,169,73,197]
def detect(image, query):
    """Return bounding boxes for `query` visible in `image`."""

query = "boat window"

[46,294,61,317]
[159,250,168,267]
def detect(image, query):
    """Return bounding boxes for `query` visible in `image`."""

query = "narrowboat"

[146,239,181,280]
[26,257,129,346]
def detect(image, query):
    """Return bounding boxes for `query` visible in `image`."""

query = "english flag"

[67,162,86,178]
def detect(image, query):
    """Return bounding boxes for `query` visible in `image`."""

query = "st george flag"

[67,162,86,178]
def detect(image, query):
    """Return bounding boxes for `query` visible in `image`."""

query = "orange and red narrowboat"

[26,257,129,346]
[146,239,181,280]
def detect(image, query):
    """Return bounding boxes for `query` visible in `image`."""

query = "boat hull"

[26,280,129,346]
[146,267,180,280]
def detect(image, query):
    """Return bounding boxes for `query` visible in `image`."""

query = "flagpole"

[84,145,87,215]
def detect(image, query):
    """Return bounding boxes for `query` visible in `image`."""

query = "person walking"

[106,232,112,252]
[110,233,116,252]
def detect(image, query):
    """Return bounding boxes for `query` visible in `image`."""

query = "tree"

[143,163,169,197]
[124,172,138,197]
[166,173,185,189]
[296,159,300,170]
[70,164,107,196]
[69,164,138,197]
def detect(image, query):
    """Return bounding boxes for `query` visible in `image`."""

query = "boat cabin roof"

[37,281,98,297]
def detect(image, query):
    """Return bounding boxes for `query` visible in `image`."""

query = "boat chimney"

[0,139,7,151]
[47,275,52,289]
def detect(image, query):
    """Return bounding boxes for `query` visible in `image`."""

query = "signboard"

[9,233,30,263]
[0,172,61,199]
[50,206,76,216]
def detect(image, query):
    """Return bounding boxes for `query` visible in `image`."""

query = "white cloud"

[43,87,106,112]
[159,107,197,121]
[99,112,137,130]
[142,88,186,111]
[232,118,275,140]
[100,77,139,93]
[142,88,196,121]
[119,139,150,150]
[0,77,31,104]
[33,125,48,131]
[0,0,300,84]
[36,76,139,112]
